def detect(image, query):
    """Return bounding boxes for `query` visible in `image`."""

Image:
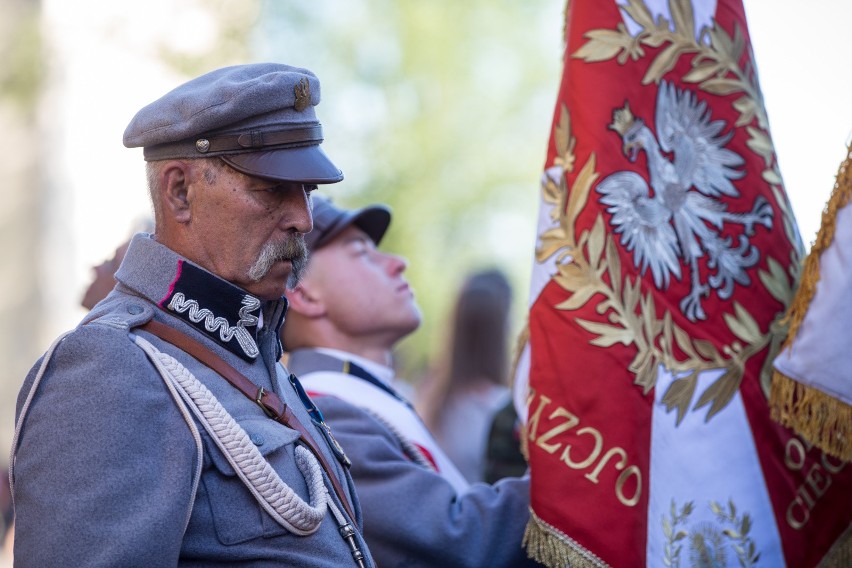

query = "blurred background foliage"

[0,0,43,460]
[0,0,42,115]
[0,0,563,452]
[253,1,563,378]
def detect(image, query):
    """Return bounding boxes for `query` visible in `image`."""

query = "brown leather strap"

[143,125,324,160]
[137,319,358,525]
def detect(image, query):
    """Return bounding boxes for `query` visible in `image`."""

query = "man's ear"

[159,161,192,224]
[286,281,326,318]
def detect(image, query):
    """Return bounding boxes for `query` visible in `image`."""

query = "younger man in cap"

[283,195,540,567]
[12,64,375,567]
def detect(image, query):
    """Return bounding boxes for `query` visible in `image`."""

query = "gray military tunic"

[288,349,542,568]
[12,233,374,568]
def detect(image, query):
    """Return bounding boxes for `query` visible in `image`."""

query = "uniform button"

[127,304,144,315]
[250,433,265,446]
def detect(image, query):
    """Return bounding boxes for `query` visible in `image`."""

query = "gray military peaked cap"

[123,63,344,184]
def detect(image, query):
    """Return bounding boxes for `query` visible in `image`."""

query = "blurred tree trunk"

[0,0,42,459]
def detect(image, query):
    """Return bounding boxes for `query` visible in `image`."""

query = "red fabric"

[526,1,852,566]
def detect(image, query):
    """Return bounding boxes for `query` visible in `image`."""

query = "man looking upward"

[283,195,539,567]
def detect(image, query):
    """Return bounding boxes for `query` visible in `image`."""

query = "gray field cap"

[123,63,343,184]
[307,195,391,252]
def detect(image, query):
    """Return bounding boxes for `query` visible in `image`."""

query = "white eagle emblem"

[596,80,773,321]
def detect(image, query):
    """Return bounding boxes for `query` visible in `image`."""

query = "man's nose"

[384,252,408,275]
[280,187,313,234]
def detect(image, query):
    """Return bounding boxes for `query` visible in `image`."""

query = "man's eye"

[304,184,318,194]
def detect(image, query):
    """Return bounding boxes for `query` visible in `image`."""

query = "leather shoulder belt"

[137,319,358,525]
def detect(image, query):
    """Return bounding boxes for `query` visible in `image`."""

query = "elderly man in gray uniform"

[12,64,375,567]
[282,196,540,568]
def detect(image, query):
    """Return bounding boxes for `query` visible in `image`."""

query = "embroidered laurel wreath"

[538,0,802,424]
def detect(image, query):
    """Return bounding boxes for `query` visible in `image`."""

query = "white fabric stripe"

[514,181,565,424]
[299,370,470,493]
[773,200,852,405]
[647,365,785,567]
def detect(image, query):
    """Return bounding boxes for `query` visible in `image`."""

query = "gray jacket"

[12,234,374,567]
[288,349,542,568]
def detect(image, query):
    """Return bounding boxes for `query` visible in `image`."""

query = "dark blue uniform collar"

[115,233,288,362]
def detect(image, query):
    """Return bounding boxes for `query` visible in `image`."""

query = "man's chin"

[246,282,289,301]
[404,308,423,333]
[245,267,292,300]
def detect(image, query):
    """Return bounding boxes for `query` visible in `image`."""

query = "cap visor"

[352,207,392,247]
[222,145,343,184]
[308,205,391,251]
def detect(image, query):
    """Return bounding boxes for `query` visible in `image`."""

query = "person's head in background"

[418,268,513,429]
[80,218,154,310]
[447,268,513,387]
[282,194,421,366]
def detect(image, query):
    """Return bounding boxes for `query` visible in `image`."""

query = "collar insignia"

[160,261,261,360]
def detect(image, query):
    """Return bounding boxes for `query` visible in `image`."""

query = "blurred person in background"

[79,239,130,310]
[416,268,521,484]
[12,63,376,567]
[80,218,153,310]
[483,394,528,484]
[282,195,540,568]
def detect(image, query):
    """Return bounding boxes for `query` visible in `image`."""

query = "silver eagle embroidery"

[596,80,773,321]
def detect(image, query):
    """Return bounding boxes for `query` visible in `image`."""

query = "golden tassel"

[817,523,852,567]
[781,145,852,344]
[771,371,852,461]
[522,509,610,568]
[769,144,852,460]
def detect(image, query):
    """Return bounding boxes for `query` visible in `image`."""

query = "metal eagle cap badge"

[294,78,311,112]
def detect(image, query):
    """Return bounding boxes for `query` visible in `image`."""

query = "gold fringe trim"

[817,521,852,568]
[770,370,852,462]
[780,144,852,346]
[769,144,852,458]
[523,508,610,568]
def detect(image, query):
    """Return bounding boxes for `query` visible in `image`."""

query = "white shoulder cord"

[10,331,72,509]
[135,334,328,536]
[11,331,206,538]
[365,410,438,472]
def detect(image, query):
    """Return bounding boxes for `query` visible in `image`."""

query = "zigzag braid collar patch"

[159,260,261,361]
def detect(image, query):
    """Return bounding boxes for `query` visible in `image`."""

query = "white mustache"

[247,235,308,286]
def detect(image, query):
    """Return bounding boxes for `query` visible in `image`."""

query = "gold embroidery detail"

[663,499,760,567]
[523,508,610,568]
[608,103,635,136]
[536,0,805,423]
[539,102,797,422]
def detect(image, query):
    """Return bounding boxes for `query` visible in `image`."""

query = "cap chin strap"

[143,125,324,161]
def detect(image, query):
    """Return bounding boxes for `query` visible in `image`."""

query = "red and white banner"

[516,1,852,566]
